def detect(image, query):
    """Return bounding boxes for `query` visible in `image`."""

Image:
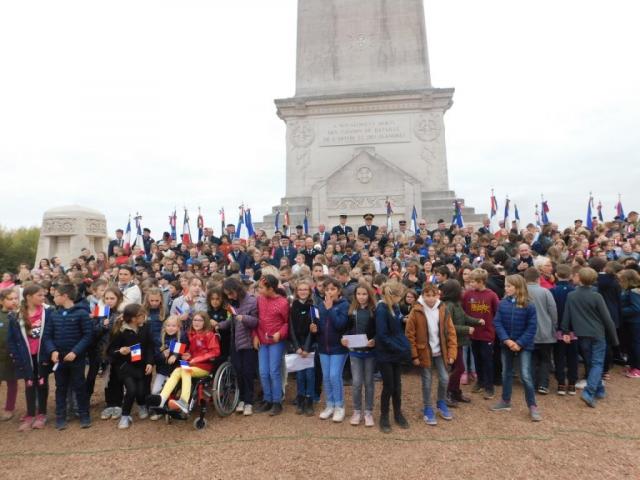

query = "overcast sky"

[1,0,638,236]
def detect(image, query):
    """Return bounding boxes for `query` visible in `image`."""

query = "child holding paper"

[342,282,377,427]
[107,303,154,429]
[289,279,316,416]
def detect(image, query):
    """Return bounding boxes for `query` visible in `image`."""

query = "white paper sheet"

[285,352,315,372]
[342,334,369,348]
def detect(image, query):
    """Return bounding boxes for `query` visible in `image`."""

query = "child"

[550,264,577,394]
[406,284,457,425]
[562,267,618,407]
[342,282,376,427]
[152,311,220,414]
[99,287,124,420]
[42,283,93,430]
[310,277,349,423]
[150,316,184,420]
[288,279,316,416]
[0,288,19,421]
[462,268,499,399]
[524,267,558,395]
[8,284,51,430]
[85,280,110,399]
[439,279,484,406]
[375,282,411,433]
[145,287,166,380]
[107,303,154,429]
[492,275,540,421]
[618,269,640,378]
[254,275,289,416]
[207,287,231,360]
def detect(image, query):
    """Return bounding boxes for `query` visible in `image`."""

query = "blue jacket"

[42,303,93,358]
[316,298,349,355]
[375,302,411,363]
[550,281,575,329]
[148,308,163,355]
[7,309,52,379]
[493,297,538,351]
[621,288,640,324]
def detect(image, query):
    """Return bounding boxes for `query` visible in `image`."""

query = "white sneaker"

[332,407,345,423]
[575,380,587,389]
[149,413,161,421]
[111,407,122,420]
[100,407,113,420]
[236,401,245,414]
[138,406,149,420]
[243,404,253,416]
[117,415,132,429]
[364,411,375,427]
[350,410,361,425]
[319,407,334,420]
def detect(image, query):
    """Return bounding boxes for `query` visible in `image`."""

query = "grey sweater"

[561,286,619,345]
[527,283,558,344]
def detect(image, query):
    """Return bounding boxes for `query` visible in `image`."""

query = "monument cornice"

[275,88,454,119]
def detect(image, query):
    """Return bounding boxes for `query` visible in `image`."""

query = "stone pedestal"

[35,205,108,266]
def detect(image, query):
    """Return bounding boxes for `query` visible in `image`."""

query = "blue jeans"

[296,367,315,398]
[54,358,90,421]
[463,344,476,373]
[258,342,285,403]
[319,353,347,408]
[350,355,375,412]
[420,356,449,408]
[501,348,537,407]
[578,337,606,397]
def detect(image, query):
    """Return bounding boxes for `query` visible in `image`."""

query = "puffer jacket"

[406,301,457,367]
[187,329,221,373]
[493,297,538,351]
[316,297,349,355]
[108,323,154,379]
[42,302,93,358]
[375,302,411,363]
[8,308,52,379]
[621,288,640,324]
[216,294,259,351]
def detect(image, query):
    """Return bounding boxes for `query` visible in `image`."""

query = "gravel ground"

[1,365,639,480]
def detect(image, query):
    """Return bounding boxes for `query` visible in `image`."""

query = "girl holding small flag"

[150,316,185,420]
[152,311,220,414]
[85,280,111,400]
[107,303,154,429]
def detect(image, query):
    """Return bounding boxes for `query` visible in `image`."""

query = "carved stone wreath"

[289,121,315,148]
[414,113,441,142]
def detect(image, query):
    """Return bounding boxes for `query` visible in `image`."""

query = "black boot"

[269,402,283,416]
[255,400,273,414]
[379,413,391,433]
[394,411,409,429]
[303,396,314,416]
[295,395,305,415]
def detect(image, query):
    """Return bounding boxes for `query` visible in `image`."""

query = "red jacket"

[255,295,289,345]
[187,330,220,373]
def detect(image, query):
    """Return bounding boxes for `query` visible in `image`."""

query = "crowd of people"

[0,210,639,434]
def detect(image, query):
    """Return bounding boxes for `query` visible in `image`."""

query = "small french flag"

[130,344,142,362]
[91,304,110,318]
[310,305,320,321]
[180,360,192,373]
[169,340,187,355]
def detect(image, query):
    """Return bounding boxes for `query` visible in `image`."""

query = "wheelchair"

[152,355,240,430]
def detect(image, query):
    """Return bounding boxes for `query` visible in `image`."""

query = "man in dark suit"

[108,229,124,257]
[142,228,155,256]
[331,214,353,237]
[357,213,378,241]
[478,217,492,235]
[272,236,298,266]
[301,237,320,268]
[228,240,250,274]
[316,223,330,245]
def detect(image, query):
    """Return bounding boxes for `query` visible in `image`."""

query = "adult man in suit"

[331,214,353,237]
[357,213,378,241]
[478,217,492,235]
[225,224,236,241]
[108,229,124,257]
[316,223,330,245]
[301,237,320,268]
[142,228,155,256]
[272,236,298,266]
[228,240,250,274]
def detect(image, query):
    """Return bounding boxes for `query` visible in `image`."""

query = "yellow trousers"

[160,366,208,403]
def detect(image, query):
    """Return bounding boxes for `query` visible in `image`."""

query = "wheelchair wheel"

[193,417,207,430]
[211,360,239,417]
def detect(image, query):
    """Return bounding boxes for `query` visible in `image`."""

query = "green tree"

[0,226,40,274]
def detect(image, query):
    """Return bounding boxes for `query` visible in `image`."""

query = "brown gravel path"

[1,366,639,480]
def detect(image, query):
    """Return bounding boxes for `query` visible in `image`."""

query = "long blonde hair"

[160,315,182,347]
[380,281,405,315]
[505,274,529,307]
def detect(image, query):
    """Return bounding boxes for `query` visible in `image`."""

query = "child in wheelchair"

[148,311,220,414]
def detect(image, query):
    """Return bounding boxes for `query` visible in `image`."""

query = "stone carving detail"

[85,218,107,235]
[329,195,403,210]
[421,145,436,164]
[414,113,441,142]
[289,121,315,148]
[41,217,76,235]
[356,166,373,184]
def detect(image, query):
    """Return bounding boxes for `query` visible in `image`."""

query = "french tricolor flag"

[180,360,192,373]
[169,340,187,355]
[91,304,110,318]
[310,305,320,321]
[130,343,142,362]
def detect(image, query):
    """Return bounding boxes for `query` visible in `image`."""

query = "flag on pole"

[274,209,281,233]
[615,195,625,219]
[386,198,393,232]
[179,360,192,374]
[169,209,177,240]
[91,304,110,318]
[283,206,291,236]
[452,200,464,228]
[514,204,520,230]
[411,205,418,234]
[237,205,248,241]
[303,208,309,235]
[490,190,498,218]
[535,204,541,227]
[169,340,187,355]
[597,200,604,222]
[130,344,142,362]
[219,208,225,235]
[197,208,204,243]
[586,195,594,230]
[133,214,144,251]
[182,209,192,245]
[541,200,550,225]
[123,216,132,253]
[503,197,510,227]
[244,207,255,237]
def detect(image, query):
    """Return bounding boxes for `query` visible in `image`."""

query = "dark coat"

[331,225,353,237]
[42,303,93,359]
[357,224,379,241]
[374,302,411,363]
[107,323,155,379]
[272,246,297,267]
[597,273,623,328]
[316,298,349,355]
[289,299,315,353]
[493,297,538,351]
[7,309,52,379]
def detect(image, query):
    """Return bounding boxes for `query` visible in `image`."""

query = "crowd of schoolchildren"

[0,210,639,433]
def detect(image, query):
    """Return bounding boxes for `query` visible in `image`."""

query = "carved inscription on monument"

[319,116,410,147]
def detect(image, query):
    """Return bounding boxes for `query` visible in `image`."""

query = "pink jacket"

[255,295,289,345]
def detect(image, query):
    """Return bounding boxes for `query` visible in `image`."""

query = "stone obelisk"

[259,0,483,231]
